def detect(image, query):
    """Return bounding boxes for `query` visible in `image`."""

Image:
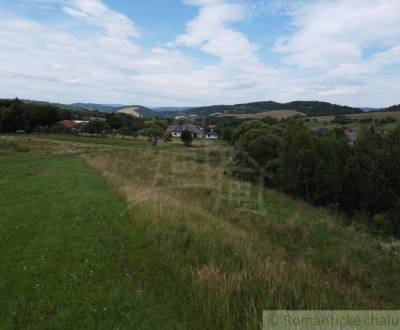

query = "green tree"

[235,128,281,167]
[82,120,109,135]
[119,126,131,139]
[181,130,193,146]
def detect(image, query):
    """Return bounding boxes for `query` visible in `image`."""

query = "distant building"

[60,120,78,129]
[343,128,358,145]
[313,127,327,137]
[168,125,203,138]
[205,124,218,139]
[204,132,218,140]
[59,120,89,129]
[377,128,389,136]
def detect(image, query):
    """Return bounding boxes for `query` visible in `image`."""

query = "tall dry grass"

[80,142,400,329]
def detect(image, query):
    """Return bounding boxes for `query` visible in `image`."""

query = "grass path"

[0,153,192,329]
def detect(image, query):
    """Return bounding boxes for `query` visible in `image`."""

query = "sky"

[0,0,399,107]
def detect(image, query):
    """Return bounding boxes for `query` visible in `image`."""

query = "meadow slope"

[1,136,400,329]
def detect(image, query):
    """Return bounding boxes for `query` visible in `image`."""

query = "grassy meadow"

[1,135,400,329]
[306,111,400,130]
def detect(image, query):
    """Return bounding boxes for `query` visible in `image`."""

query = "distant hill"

[72,103,162,118]
[71,103,128,112]
[220,110,305,120]
[117,106,161,118]
[180,101,362,117]
[384,104,400,112]
[361,107,381,112]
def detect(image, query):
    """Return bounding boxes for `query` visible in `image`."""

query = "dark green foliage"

[387,200,400,236]
[0,98,104,133]
[163,131,172,142]
[333,114,353,125]
[233,120,400,236]
[383,104,400,112]
[105,113,145,132]
[235,127,281,167]
[181,130,193,146]
[181,101,362,117]
[82,120,109,135]
[119,126,132,138]
[0,99,60,132]
[141,120,167,142]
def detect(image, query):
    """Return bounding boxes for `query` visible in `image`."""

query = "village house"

[343,128,358,145]
[313,127,327,137]
[168,125,203,138]
[59,120,89,130]
[204,124,218,139]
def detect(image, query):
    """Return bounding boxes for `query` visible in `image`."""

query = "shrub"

[181,130,193,146]
[163,131,172,142]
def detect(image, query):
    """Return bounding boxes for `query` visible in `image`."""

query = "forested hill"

[180,101,362,117]
[384,104,400,112]
[70,103,126,112]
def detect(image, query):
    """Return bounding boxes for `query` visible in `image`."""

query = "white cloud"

[275,0,400,70]
[176,0,258,63]
[1,0,399,107]
[62,0,140,39]
[271,0,400,106]
[1,0,296,106]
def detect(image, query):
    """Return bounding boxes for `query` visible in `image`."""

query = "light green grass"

[0,153,195,329]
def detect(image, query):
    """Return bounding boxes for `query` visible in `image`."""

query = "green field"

[1,136,400,329]
[309,111,400,122]
[306,111,400,130]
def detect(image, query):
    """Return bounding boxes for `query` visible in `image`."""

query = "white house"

[168,125,203,138]
[204,133,218,140]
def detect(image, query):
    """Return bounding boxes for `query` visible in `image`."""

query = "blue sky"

[0,0,399,107]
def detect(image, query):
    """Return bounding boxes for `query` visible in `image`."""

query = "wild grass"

[84,144,400,328]
[3,133,152,147]
[1,136,400,329]
[0,137,30,154]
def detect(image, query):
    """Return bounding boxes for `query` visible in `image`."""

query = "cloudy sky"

[0,0,399,107]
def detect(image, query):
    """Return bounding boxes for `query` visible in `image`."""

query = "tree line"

[232,118,400,236]
[0,98,68,132]
[0,99,168,137]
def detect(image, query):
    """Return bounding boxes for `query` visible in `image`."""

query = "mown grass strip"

[0,153,192,329]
